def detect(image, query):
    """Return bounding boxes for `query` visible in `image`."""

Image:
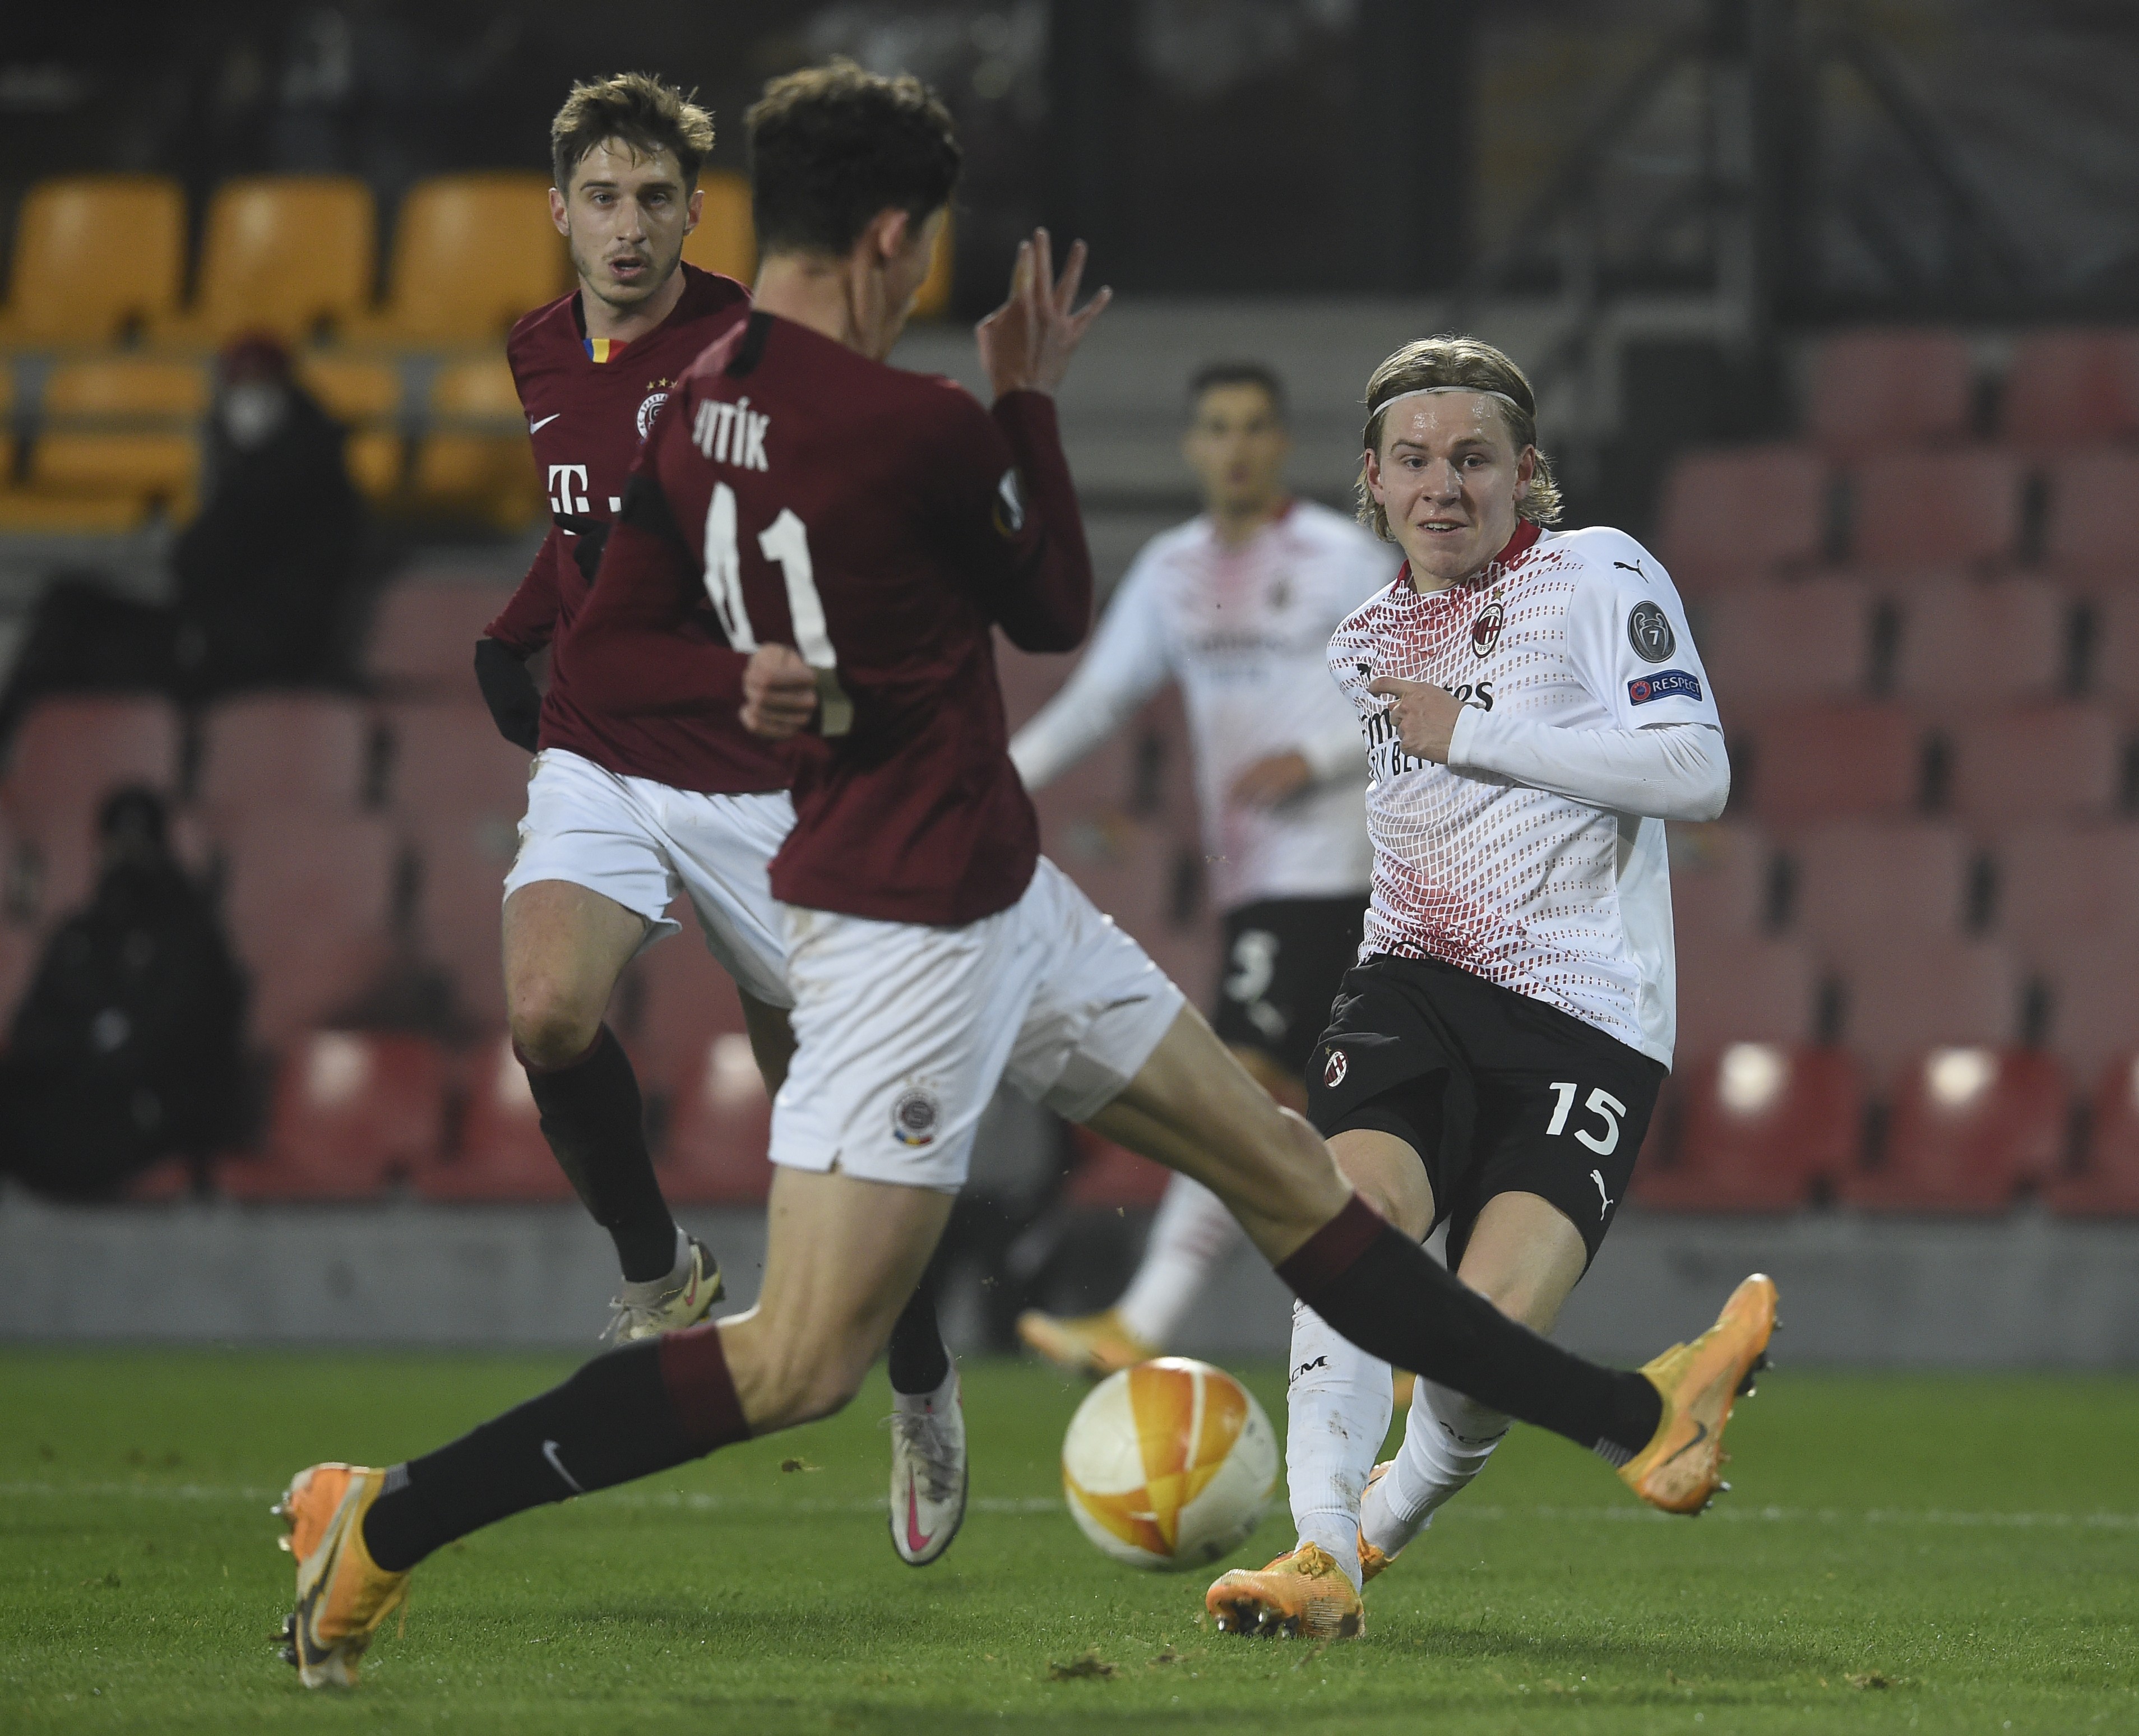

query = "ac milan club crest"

[1323,1048,1348,1087]
[1470,600,1504,659]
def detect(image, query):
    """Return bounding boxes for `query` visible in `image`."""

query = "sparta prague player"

[271,70,1773,1689]
[473,73,763,1341]
[1207,336,1753,1640]
[1011,361,1395,1379]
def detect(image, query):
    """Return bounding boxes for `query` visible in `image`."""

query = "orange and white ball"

[1061,1357,1277,1571]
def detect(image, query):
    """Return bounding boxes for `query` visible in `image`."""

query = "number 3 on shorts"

[702,481,854,736]
[1545,1081,1626,1156]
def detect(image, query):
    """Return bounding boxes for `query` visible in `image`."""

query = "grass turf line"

[2,1349,2136,1733]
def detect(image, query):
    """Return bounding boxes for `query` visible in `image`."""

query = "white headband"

[1369,385,1524,422]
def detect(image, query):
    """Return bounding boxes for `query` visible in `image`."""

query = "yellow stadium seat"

[299,356,404,502]
[410,357,540,527]
[0,175,186,346]
[26,358,206,518]
[179,177,376,345]
[375,174,569,343]
[911,210,953,321]
[682,172,755,285]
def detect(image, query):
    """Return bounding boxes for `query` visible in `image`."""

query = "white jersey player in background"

[1207,335,1733,1641]
[1008,362,1397,1377]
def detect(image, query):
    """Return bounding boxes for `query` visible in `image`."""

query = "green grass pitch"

[3,1349,2137,1733]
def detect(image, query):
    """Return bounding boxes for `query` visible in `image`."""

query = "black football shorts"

[1211,894,1371,1081]
[1304,953,1665,1269]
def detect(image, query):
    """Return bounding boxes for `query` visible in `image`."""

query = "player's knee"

[507,984,602,1071]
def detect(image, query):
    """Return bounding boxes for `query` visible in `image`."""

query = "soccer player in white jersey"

[1010,363,1395,1377]
[1207,336,1739,1641]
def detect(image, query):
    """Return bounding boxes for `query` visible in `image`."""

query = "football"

[1061,1357,1277,1571]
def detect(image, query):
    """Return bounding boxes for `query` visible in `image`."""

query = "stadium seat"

[1999,328,2139,449]
[0,913,35,1025]
[374,173,567,343]
[1654,445,1830,590]
[2045,1052,2139,1216]
[0,695,182,838]
[1834,939,2023,1078]
[178,175,376,344]
[217,812,400,1043]
[1887,578,2072,709]
[1692,578,1876,713]
[1052,814,1218,1005]
[196,695,376,817]
[619,929,751,1092]
[1063,1124,1173,1209]
[364,580,521,689]
[410,359,543,527]
[2042,451,2139,587]
[1846,449,2026,572]
[912,207,955,321]
[1946,705,2123,826]
[661,1032,775,1205]
[415,1035,577,1202]
[0,175,186,345]
[1841,1045,2066,1212]
[1676,935,1819,1051]
[2032,940,2139,1086]
[2091,591,2139,710]
[1806,328,1974,454]
[681,171,756,284]
[217,1030,447,1200]
[1633,1043,1862,1210]
[297,355,404,502]
[1788,821,1973,956]
[27,358,206,519]
[994,636,1077,731]
[1737,703,1925,821]
[1668,821,1776,941]
[1993,826,2139,967]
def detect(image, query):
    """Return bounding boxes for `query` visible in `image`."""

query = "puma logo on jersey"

[1613,558,1648,581]
[691,396,771,471]
[1591,1168,1613,1217]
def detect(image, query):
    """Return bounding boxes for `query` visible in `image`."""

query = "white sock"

[1359,1376,1509,1561]
[1283,1300,1391,1590]
[1114,1174,1240,1345]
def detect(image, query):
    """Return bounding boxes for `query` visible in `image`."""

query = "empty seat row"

[0,170,947,351]
[1659,445,2139,590]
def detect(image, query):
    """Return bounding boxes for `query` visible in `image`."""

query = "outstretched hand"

[740,644,818,740]
[975,228,1112,400]
[1365,675,1465,764]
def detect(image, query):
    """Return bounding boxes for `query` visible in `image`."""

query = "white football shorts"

[770,857,1187,1192]
[502,748,796,1010]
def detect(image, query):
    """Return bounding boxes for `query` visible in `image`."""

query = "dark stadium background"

[4,0,2139,1367]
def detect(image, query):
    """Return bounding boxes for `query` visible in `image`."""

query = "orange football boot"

[274,1463,411,1688]
[1014,1307,1156,1379]
[1618,1272,1778,1515]
[1206,1541,1364,1640]
[1356,1461,1395,1583]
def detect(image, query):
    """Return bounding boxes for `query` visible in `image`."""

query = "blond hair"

[1355,335,1563,540]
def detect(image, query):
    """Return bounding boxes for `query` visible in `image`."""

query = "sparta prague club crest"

[891,1085,942,1147]
[1470,600,1504,659]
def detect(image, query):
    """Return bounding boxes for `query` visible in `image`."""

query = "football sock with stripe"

[1360,1376,1508,1559]
[885,1276,951,1397]
[520,1024,678,1283]
[1275,1196,1660,1462]
[1284,1299,1391,1588]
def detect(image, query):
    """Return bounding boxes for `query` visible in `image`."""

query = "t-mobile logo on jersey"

[691,397,771,471]
[547,465,590,515]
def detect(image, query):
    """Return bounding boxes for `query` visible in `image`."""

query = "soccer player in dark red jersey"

[273,64,1772,1687]
[471,73,780,1342]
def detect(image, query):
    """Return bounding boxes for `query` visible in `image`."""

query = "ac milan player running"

[272,67,1772,1688]
[1206,336,1767,1641]
[1012,362,1395,1378]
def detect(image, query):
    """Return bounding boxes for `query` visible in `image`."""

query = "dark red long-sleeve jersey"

[559,309,1093,924]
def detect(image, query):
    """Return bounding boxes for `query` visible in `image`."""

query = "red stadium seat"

[1635,1044,1862,1210]
[618,930,752,1099]
[217,1030,446,1199]
[1692,579,1876,714]
[2000,329,2139,449]
[1063,1124,1172,1209]
[1841,1045,2066,1212]
[994,634,1078,733]
[1887,579,2071,707]
[0,696,180,836]
[2046,1052,2139,1216]
[1738,704,1925,821]
[1834,939,2023,1079]
[2042,452,2139,588]
[1052,817,1219,1007]
[1847,450,2026,572]
[218,812,400,1043]
[1993,826,2139,964]
[365,581,521,690]
[416,1035,578,1202]
[197,695,374,817]
[1655,445,1829,591]
[661,1032,774,1205]
[1668,821,1775,941]
[1947,706,2123,827]
[1807,329,1974,455]
[2032,939,2139,1086]
[1676,936,1819,1051]
[2091,592,2139,710]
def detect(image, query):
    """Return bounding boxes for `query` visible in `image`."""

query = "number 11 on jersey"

[702,480,854,737]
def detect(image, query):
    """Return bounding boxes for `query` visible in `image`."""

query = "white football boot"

[603,1233,724,1342]
[888,1365,967,1567]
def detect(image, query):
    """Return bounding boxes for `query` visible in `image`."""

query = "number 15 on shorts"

[1545,1081,1626,1155]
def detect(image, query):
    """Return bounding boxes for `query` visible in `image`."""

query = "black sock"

[363,1341,694,1572]
[522,1025,678,1282]
[885,1279,950,1396]
[1277,1198,1662,1460]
